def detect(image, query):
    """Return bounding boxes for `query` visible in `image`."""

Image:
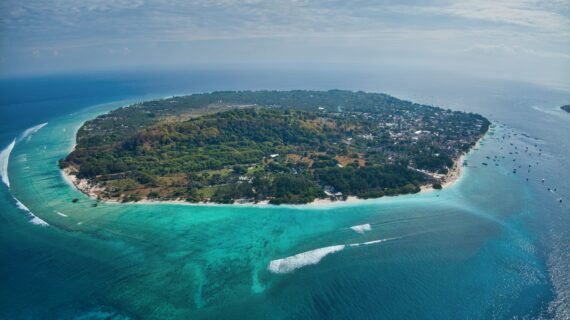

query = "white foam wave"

[19,122,48,142]
[56,211,68,217]
[14,197,49,226]
[269,238,397,274]
[349,238,397,247]
[0,139,16,188]
[268,245,345,274]
[350,223,371,234]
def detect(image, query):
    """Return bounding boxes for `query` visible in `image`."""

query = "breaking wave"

[56,211,68,217]
[349,238,397,247]
[268,245,346,274]
[0,123,48,188]
[0,123,51,226]
[350,223,371,234]
[268,238,397,274]
[19,122,48,142]
[0,139,16,188]
[14,197,49,226]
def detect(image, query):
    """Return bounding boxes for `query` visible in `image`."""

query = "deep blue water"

[0,68,569,319]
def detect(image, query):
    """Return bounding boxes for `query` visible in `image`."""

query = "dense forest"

[61,90,489,204]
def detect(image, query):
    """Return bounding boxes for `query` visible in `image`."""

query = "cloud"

[2,0,568,44]
[461,44,570,60]
[0,0,568,88]
[430,0,569,30]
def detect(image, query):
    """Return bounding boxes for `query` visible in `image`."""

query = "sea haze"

[0,68,569,319]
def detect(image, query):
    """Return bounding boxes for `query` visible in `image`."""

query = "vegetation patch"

[60,90,489,204]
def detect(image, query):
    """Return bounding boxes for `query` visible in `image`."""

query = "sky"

[0,0,569,89]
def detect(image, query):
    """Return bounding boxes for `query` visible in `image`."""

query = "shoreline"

[61,150,470,208]
[419,153,466,194]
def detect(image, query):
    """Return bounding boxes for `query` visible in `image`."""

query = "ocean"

[0,67,569,319]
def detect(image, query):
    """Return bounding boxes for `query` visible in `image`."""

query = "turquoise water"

[1,70,569,319]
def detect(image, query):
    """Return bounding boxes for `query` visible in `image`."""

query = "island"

[561,105,570,113]
[60,90,490,204]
